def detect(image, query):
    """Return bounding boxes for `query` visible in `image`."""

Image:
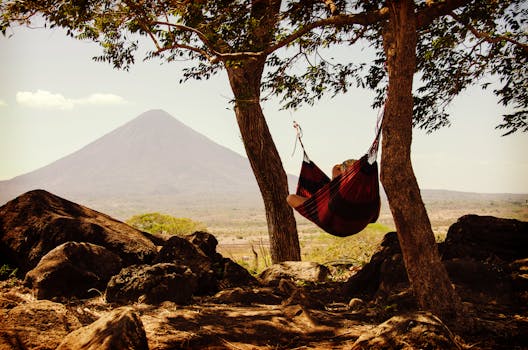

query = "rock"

[154,235,217,294]
[441,215,528,262]
[24,241,122,299]
[444,257,514,304]
[258,261,329,286]
[351,311,460,350]
[56,307,148,350]
[346,232,408,298]
[0,190,157,276]
[186,231,222,260]
[440,215,528,305]
[0,299,81,350]
[105,263,197,305]
[218,258,258,289]
[347,216,528,307]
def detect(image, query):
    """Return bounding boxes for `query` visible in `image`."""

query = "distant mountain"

[0,110,274,214]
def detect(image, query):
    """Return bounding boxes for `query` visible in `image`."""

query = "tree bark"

[380,0,466,323]
[226,58,301,263]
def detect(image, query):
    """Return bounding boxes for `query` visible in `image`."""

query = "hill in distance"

[0,109,272,216]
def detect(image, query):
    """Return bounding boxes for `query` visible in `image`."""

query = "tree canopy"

[2,1,524,134]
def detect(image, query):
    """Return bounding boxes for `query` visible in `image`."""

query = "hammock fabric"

[292,121,382,237]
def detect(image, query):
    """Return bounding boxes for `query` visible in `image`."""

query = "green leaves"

[2,0,525,134]
[415,0,527,135]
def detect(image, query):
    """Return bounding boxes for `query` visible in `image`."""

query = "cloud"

[17,90,74,110]
[16,90,127,110]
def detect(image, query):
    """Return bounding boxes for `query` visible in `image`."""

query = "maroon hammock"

[292,122,382,237]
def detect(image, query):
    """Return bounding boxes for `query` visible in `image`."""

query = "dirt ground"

[1,278,527,350]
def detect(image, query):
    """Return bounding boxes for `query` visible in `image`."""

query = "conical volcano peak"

[0,110,261,210]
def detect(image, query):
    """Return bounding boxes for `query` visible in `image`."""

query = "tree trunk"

[226,58,301,263]
[380,0,465,323]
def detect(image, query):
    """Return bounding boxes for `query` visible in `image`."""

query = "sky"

[0,24,527,194]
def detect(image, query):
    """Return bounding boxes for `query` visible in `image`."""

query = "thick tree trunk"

[380,0,465,323]
[226,58,301,263]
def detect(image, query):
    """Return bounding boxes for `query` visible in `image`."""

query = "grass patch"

[301,222,392,266]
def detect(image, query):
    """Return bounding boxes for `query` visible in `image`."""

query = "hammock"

[291,117,382,237]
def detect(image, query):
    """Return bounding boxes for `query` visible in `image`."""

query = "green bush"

[126,212,207,236]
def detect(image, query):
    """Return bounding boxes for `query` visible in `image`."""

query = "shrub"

[126,212,207,236]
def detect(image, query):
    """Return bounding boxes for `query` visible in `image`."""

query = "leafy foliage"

[415,1,527,134]
[265,1,527,134]
[2,1,524,133]
[126,212,207,236]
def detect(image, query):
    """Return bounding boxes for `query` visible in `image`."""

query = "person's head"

[332,159,357,179]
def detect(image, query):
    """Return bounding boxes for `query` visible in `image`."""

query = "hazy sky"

[1,24,527,194]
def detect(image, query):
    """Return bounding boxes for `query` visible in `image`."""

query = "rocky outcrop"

[0,299,81,350]
[346,215,528,307]
[105,263,197,305]
[0,190,157,275]
[56,307,148,350]
[441,215,528,261]
[24,242,122,299]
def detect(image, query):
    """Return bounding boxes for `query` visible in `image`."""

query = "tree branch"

[153,21,217,51]
[155,42,219,63]
[449,12,528,53]
[264,9,389,55]
[416,0,471,28]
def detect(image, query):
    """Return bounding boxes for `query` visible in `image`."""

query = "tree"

[264,0,526,324]
[1,0,307,263]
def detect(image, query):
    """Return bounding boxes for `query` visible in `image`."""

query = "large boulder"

[105,263,197,305]
[347,215,528,306]
[0,189,157,275]
[441,215,528,304]
[441,215,528,262]
[24,241,122,299]
[0,299,82,350]
[56,307,148,350]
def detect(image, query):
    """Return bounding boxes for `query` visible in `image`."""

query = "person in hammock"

[286,159,357,208]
